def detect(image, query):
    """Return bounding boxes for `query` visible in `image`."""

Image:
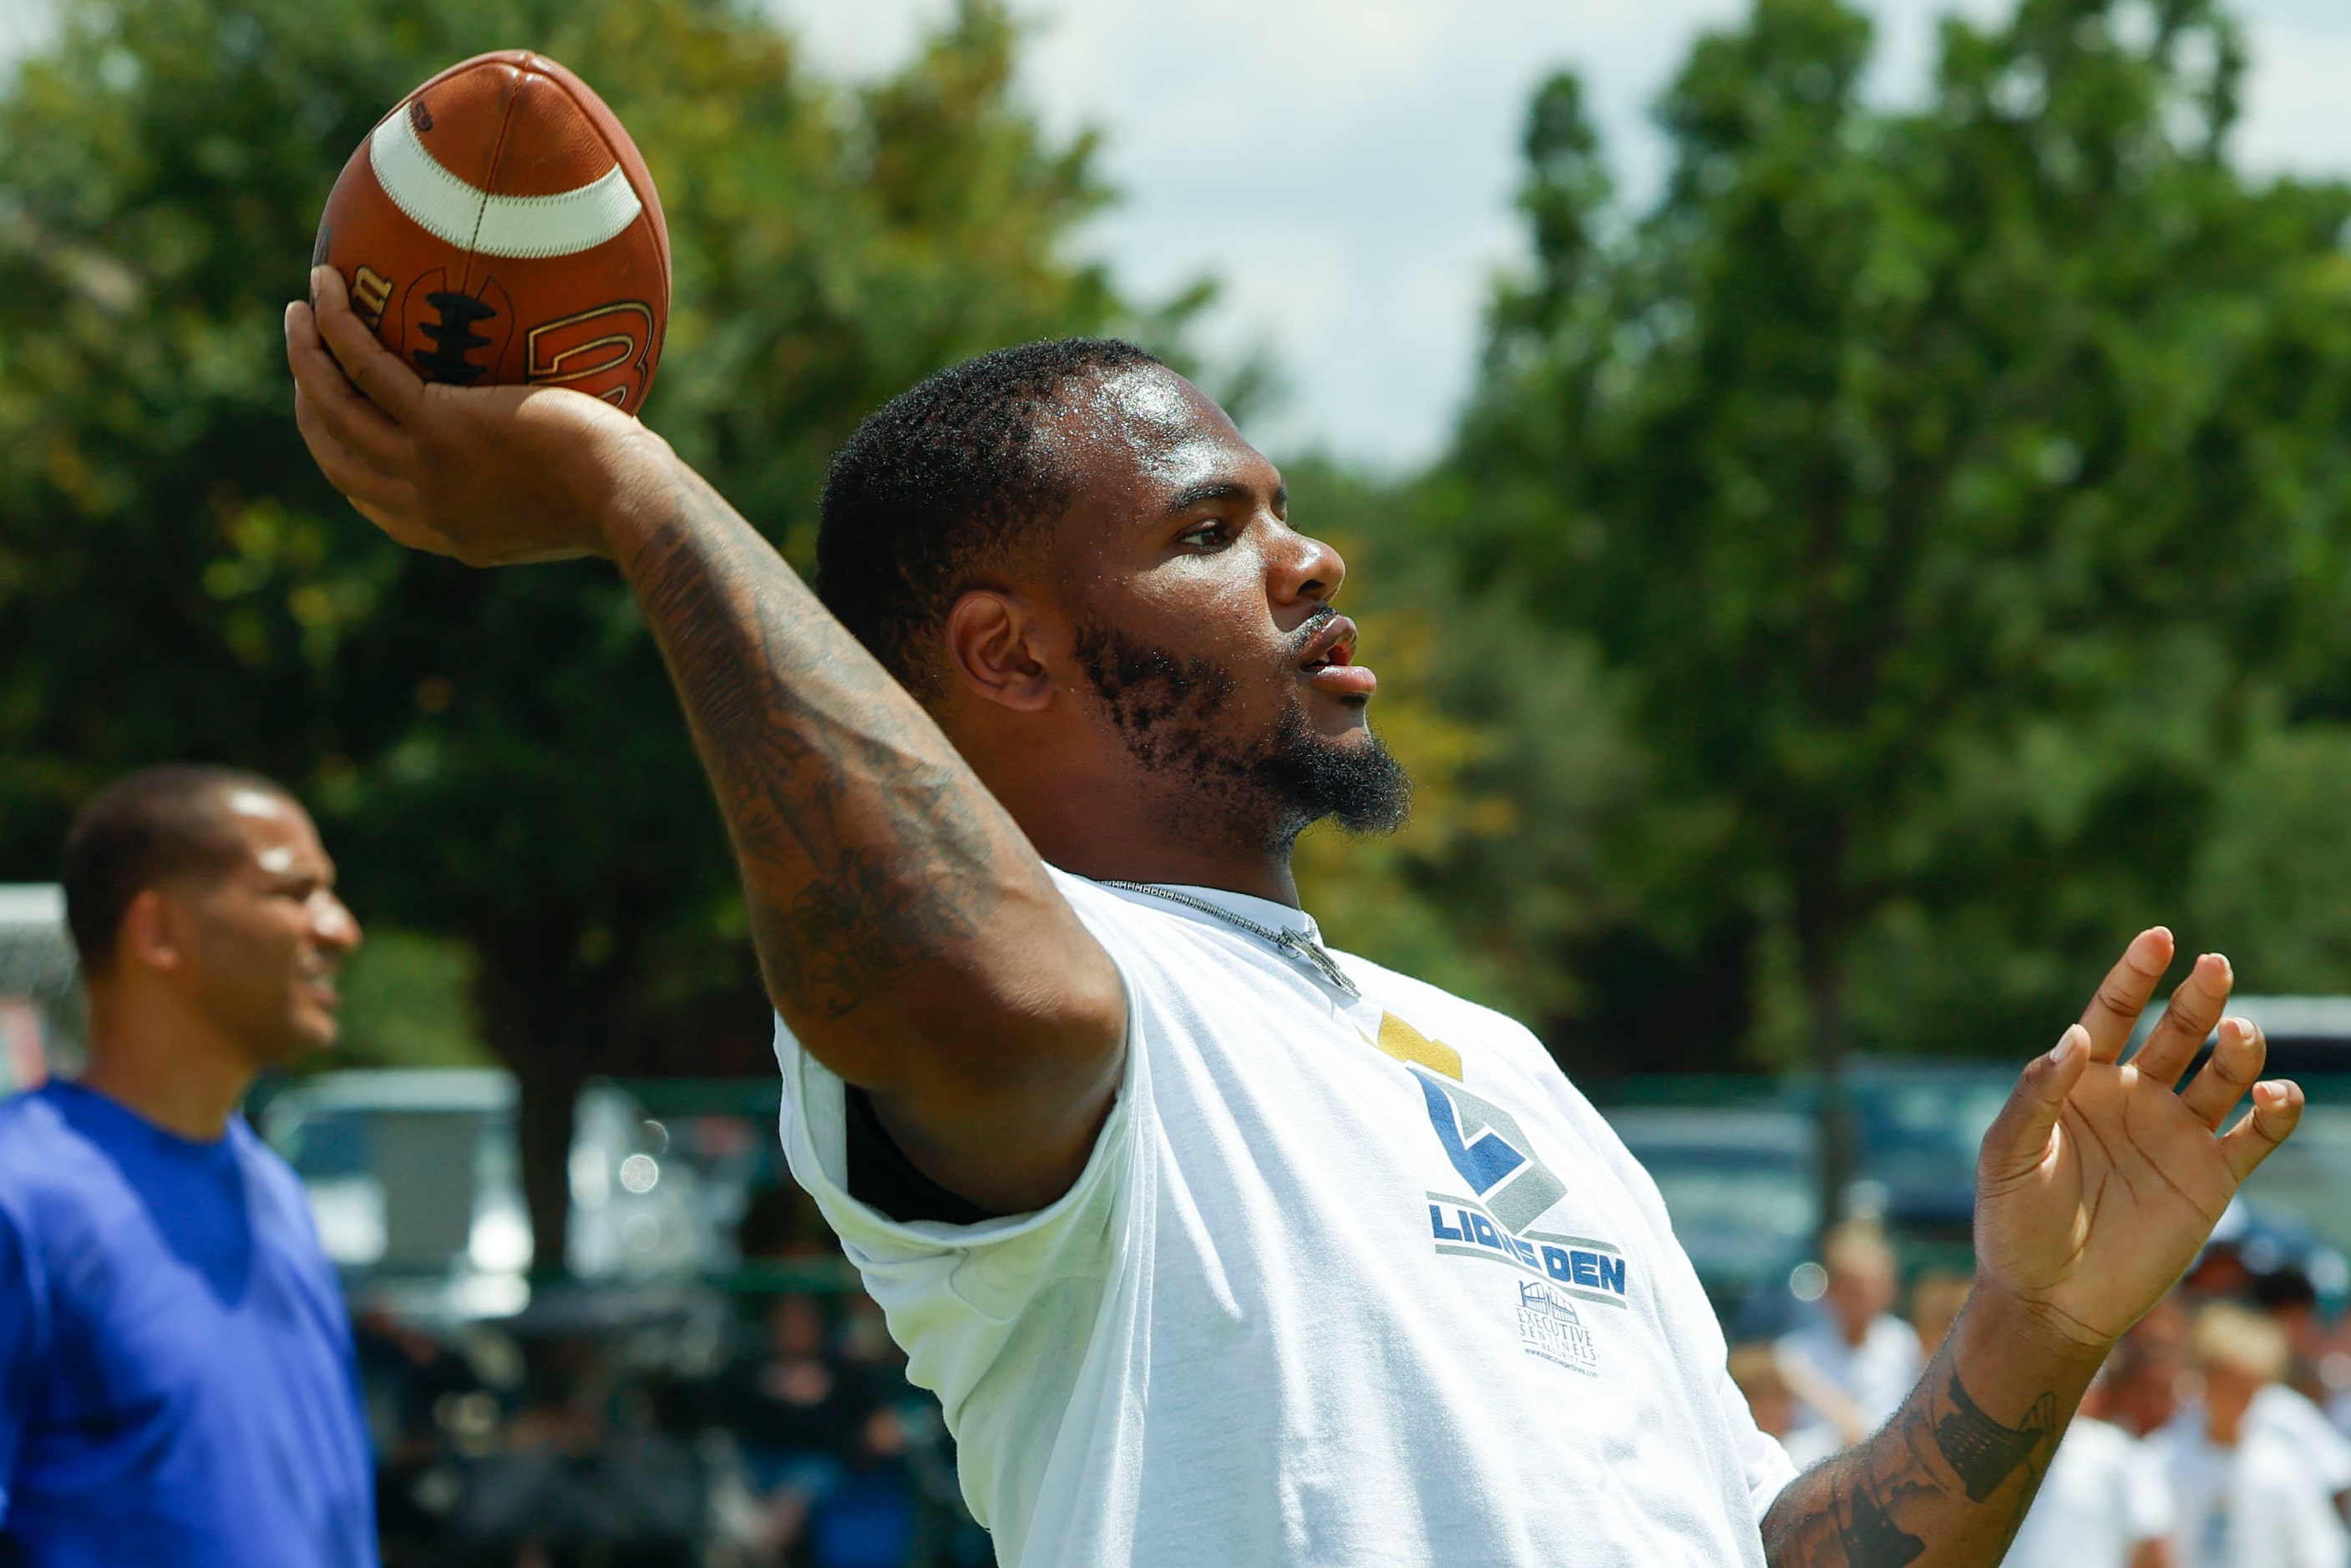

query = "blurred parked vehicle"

[2234,1101,2351,1263]
[2133,995,2351,1082]
[1602,1104,1816,1317]
[0,883,75,1093]
[1599,1061,2011,1326]
[255,1070,801,1320]
[1842,1063,2013,1246]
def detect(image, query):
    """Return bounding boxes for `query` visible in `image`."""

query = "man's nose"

[312,894,362,954]
[1269,524,1347,604]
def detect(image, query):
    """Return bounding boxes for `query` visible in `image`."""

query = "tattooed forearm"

[620,469,1016,1024]
[1934,1378,2055,1504]
[1832,1474,1925,1567]
[1761,1327,2077,1568]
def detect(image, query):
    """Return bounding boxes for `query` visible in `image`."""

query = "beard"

[1072,621,1412,853]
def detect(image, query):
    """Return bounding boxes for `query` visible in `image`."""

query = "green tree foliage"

[1286,458,1653,1036]
[0,0,1126,1263]
[2191,726,2351,994]
[1432,0,2351,1195]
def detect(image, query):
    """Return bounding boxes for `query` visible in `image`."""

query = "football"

[312,51,670,415]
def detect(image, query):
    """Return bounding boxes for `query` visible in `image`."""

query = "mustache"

[1287,604,1339,655]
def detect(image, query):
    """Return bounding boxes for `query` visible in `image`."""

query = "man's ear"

[116,888,187,975]
[945,588,1057,712]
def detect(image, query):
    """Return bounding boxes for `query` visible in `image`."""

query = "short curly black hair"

[816,337,1164,698]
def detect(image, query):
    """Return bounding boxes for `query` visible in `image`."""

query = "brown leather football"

[312,51,670,415]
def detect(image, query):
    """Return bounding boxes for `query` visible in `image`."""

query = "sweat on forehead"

[1056,362,1216,455]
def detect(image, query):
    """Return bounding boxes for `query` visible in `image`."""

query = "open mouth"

[1296,614,1357,670]
[1296,614,1376,697]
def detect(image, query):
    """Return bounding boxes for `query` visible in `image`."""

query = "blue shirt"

[0,1081,377,1566]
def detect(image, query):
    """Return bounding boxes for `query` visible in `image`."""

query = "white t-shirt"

[2158,1416,2351,1568]
[2252,1384,2351,1496]
[773,872,1796,1566]
[1775,1313,1921,1451]
[2004,1416,2171,1568]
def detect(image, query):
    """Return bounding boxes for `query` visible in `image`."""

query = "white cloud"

[774,0,2351,470]
[5,0,2334,466]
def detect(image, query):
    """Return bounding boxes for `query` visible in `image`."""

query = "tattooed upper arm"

[618,468,1122,1104]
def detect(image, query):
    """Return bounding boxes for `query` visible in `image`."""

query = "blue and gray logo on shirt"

[1413,1070,1567,1235]
[1363,1009,1633,1309]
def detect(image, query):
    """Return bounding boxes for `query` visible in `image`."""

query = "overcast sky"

[778,0,2351,468]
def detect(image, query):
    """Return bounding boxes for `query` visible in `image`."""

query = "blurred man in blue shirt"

[0,765,377,1566]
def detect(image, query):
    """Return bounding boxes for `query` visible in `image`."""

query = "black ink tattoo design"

[1933,1377,2056,1504]
[1761,1345,2067,1568]
[626,475,1009,1023]
[1836,1477,1925,1568]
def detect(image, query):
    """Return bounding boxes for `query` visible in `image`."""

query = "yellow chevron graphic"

[1368,1010,1462,1081]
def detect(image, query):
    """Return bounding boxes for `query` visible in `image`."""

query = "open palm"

[1974,930,2303,1349]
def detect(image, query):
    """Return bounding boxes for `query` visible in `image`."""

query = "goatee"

[1074,624,1412,852]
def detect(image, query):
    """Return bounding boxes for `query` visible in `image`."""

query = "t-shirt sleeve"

[772,1003,1136,1328]
[768,868,1145,1520]
[0,1205,45,1526]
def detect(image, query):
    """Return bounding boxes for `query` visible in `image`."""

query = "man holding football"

[288,262,2301,1567]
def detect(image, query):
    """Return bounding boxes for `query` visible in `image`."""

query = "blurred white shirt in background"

[2250,1384,2351,1498]
[2004,1415,2171,1568]
[1775,1313,1921,1452]
[2158,1411,2350,1568]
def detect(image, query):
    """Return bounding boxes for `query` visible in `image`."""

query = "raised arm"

[1761,930,2301,1565]
[285,270,1124,1213]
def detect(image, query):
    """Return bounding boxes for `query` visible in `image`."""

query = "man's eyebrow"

[1162,479,1285,518]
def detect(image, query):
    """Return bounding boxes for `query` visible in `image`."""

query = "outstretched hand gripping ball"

[312,52,670,414]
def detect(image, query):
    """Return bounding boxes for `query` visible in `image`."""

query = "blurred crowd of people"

[1734,1220,2351,1568]
[348,1197,2351,1568]
[352,1186,991,1568]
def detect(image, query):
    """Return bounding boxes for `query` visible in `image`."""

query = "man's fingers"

[2221,1080,2303,1186]
[286,302,413,471]
[291,388,453,556]
[352,495,460,558]
[2130,952,2233,1087]
[307,265,424,422]
[1984,1026,2090,1178]
[2180,1016,2266,1130]
[2077,928,2174,1063]
[293,386,411,515]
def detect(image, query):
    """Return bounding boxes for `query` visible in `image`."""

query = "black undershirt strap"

[842,1082,1004,1227]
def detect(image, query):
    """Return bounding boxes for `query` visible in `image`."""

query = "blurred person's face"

[2201,1362,2263,1446]
[769,1293,827,1359]
[1827,1257,1897,1338]
[2271,1299,2323,1357]
[2135,1293,2191,1351]
[140,792,360,1063]
[2105,1350,2183,1437]
[1740,1382,1795,1439]
[861,1406,907,1460]
[1908,1278,1971,1358]
[949,365,1409,854]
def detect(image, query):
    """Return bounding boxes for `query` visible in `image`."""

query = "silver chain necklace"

[1096,879,1360,999]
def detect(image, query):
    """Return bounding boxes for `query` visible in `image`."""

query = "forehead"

[1051,365,1270,516]
[216,789,327,873]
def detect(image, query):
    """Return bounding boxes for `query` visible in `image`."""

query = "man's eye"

[1177,522,1229,549]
